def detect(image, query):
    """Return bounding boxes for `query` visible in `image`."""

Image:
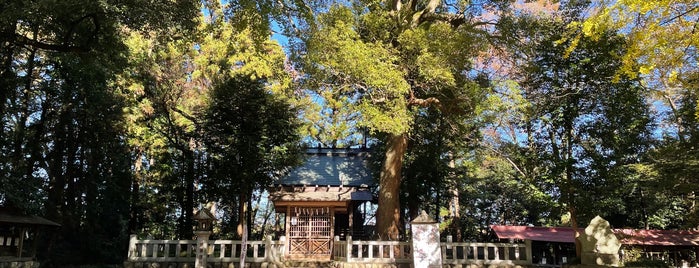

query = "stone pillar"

[410,210,442,268]
[128,234,138,259]
[195,231,211,268]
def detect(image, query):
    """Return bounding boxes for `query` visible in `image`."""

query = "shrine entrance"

[287,206,333,259]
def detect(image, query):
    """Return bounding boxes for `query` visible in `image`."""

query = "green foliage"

[625,259,672,268]
[304,5,412,135]
[503,12,657,229]
[0,0,199,264]
[3,0,699,264]
[201,75,302,236]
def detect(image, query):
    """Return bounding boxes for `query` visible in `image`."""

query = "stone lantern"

[193,208,215,232]
[193,208,215,268]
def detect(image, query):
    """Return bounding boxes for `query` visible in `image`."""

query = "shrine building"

[269,148,375,260]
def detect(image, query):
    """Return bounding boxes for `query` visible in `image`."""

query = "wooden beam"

[273,201,348,209]
[285,206,290,256]
[349,203,354,234]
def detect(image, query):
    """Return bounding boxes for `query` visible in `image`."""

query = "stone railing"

[126,235,533,267]
[126,235,284,263]
[332,236,413,264]
[127,238,196,262]
[330,236,532,267]
[441,241,531,266]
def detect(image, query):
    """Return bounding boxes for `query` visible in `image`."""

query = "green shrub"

[625,259,671,267]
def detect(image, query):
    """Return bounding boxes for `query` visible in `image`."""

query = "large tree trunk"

[564,110,581,258]
[376,133,408,241]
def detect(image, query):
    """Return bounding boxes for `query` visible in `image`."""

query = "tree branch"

[418,12,466,27]
[14,33,89,52]
[171,106,199,125]
[408,89,440,107]
[659,5,699,26]
[14,13,101,53]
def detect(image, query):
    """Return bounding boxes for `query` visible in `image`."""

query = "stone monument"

[411,210,442,268]
[578,216,621,266]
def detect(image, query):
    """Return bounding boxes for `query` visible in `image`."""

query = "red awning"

[491,225,580,243]
[614,229,699,246]
[492,225,699,246]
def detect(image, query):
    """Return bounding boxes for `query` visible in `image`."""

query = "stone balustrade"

[125,235,533,268]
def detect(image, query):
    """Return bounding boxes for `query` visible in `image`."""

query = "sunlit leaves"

[573,0,698,86]
[304,5,412,135]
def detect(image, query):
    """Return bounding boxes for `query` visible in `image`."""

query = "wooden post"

[31,227,38,259]
[330,207,335,256]
[334,236,340,258]
[285,206,290,256]
[17,227,25,258]
[349,203,354,236]
[525,240,533,264]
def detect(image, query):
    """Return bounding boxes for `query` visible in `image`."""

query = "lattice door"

[288,207,332,257]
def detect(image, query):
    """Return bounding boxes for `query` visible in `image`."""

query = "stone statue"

[578,216,621,266]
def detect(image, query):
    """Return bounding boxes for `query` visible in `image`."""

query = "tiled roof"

[491,225,699,246]
[277,148,374,187]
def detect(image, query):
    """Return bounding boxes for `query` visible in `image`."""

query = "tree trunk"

[0,21,17,121]
[447,153,461,241]
[238,190,249,267]
[376,133,407,241]
[564,108,581,258]
[129,150,143,234]
[177,147,196,239]
[184,148,195,239]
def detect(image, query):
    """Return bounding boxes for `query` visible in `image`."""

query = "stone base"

[580,253,620,267]
[331,263,410,268]
[0,260,40,268]
[441,264,526,268]
[123,262,269,268]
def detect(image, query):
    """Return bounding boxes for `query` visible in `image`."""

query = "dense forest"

[1,0,698,265]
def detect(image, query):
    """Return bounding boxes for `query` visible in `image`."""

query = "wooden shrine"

[269,148,375,260]
[0,207,60,263]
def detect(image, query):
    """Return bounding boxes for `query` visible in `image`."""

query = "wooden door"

[288,206,333,259]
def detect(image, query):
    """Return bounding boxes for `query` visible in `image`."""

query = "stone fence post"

[411,210,442,268]
[128,234,137,259]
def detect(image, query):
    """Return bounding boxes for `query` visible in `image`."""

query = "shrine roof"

[491,225,580,243]
[276,148,374,187]
[491,225,699,246]
[0,208,60,227]
[614,229,699,246]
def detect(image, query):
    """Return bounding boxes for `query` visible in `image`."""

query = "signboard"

[411,211,442,268]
